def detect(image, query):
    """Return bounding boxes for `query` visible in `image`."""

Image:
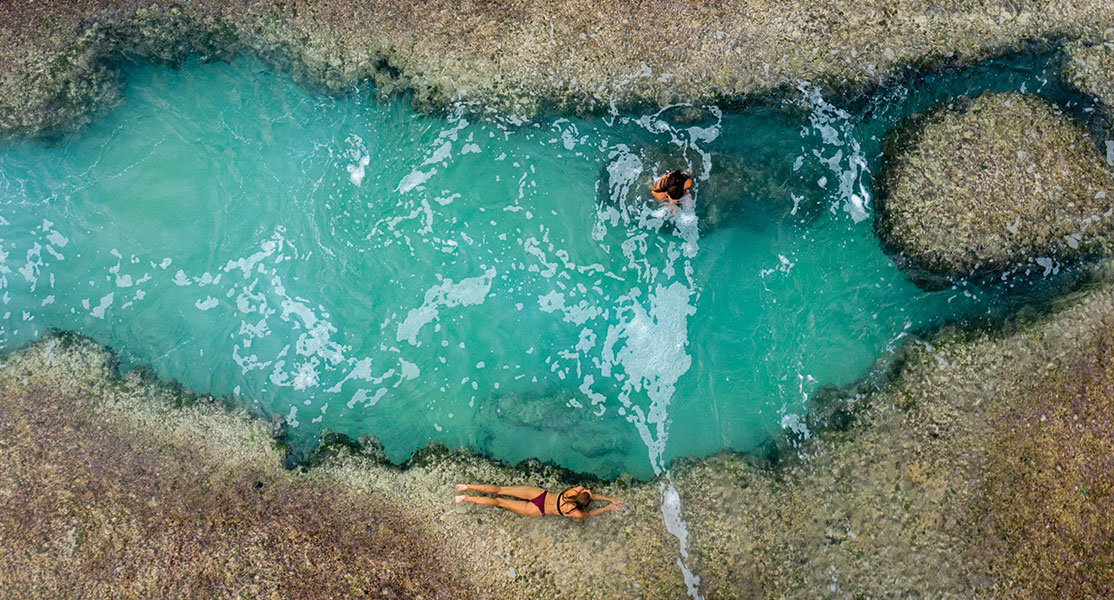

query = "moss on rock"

[0,333,472,598]
[974,323,1114,597]
[1065,38,1114,110]
[876,93,1114,284]
[4,2,1114,137]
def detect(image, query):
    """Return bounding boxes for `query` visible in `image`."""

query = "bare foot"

[454,495,468,504]
[455,483,469,491]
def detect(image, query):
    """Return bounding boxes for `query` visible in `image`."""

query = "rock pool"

[0,52,1095,478]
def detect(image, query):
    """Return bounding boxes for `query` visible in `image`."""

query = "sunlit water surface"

[0,54,1091,478]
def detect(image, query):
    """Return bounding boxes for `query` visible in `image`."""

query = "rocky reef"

[5,265,1114,597]
[4,1,1114,597]
[679,268,1114,597]
[1065,37,1114,112]
[876,92,1114,286]
[3,1,1114,137]
[0,333,472,598]
[0,333,690,598]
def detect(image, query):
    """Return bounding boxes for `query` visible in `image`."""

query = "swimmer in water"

[453,483,624,519]
[650,169,693,205]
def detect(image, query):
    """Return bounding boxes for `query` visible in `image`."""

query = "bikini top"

[555,486,575,517]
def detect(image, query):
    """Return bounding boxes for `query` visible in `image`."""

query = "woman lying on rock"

[454,483,624,518]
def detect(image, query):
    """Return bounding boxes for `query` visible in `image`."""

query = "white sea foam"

[90,293,114,319]
[19,243,42,290]
[423,141,453,166]
[397,168,437,193]
[604,281,695,472]
[346,134,371,186]
[348,154,370,186]
[292,358,320,390]
[349,387,388,408]
[604,146,644,209]
[172,270,191,286]
[45,229,68,248]
[327,357,375,393]
[224,234,282,277]
[800,83,871,223]
[399,358,420,380]
[396,268,496,345]
[661,475,704,599]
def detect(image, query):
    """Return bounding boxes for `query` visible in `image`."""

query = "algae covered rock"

[1064,39,1114,110]
[876,93,1114,285]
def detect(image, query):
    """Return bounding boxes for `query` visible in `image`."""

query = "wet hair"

[559,487,592,512]
[654,170,692,200]
[571,490,591,509]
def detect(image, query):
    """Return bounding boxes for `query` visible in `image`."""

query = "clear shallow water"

[0,54,1089,478]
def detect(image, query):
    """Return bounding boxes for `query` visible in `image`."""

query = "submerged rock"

[876,93,1114,286]
[475,389,635,466]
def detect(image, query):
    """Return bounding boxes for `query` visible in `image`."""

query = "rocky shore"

[876,92,1114,285]
[1065,36,1114,114]
[4,266,1114,598]
[3,1,1114,137]
[0,334,473,598]
[3,1,1114,597]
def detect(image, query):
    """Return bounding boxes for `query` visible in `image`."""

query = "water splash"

[797,83,872,223]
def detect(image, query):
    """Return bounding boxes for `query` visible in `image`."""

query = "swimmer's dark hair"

[654,170,692,200]
[571,490,591,509]
[560,487,592,512]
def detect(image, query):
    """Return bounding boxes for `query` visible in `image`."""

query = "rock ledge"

[877,92,1114,284]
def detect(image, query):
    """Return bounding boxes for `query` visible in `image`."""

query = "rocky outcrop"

[0,333,689,598]
[3,2,1114,137]
[876,93,1114,285]
[0,333,472,598]
[1065,38,1114,110]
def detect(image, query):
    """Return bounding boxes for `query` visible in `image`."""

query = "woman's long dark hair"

[654,169,691,200]
[559,487,592,512]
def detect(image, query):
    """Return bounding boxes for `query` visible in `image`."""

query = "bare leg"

[456,483,500,493]
[496,486,547,500]
[455,483,545,500]
[455,495,541,517]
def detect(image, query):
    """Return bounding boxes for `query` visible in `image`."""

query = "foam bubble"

[90,293,114,319]
[800,84,872,223]
[397,168,437,193]
[396,269,496,345]
[661,476,704,599]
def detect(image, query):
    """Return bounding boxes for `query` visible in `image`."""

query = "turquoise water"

[0,54,1090,478]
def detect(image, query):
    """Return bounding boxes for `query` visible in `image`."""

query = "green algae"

[876,92,1114,281]
[4,2,1114,138]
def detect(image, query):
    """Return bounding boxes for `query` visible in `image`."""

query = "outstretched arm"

[585,503,622,518]
[589,492,620,503]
